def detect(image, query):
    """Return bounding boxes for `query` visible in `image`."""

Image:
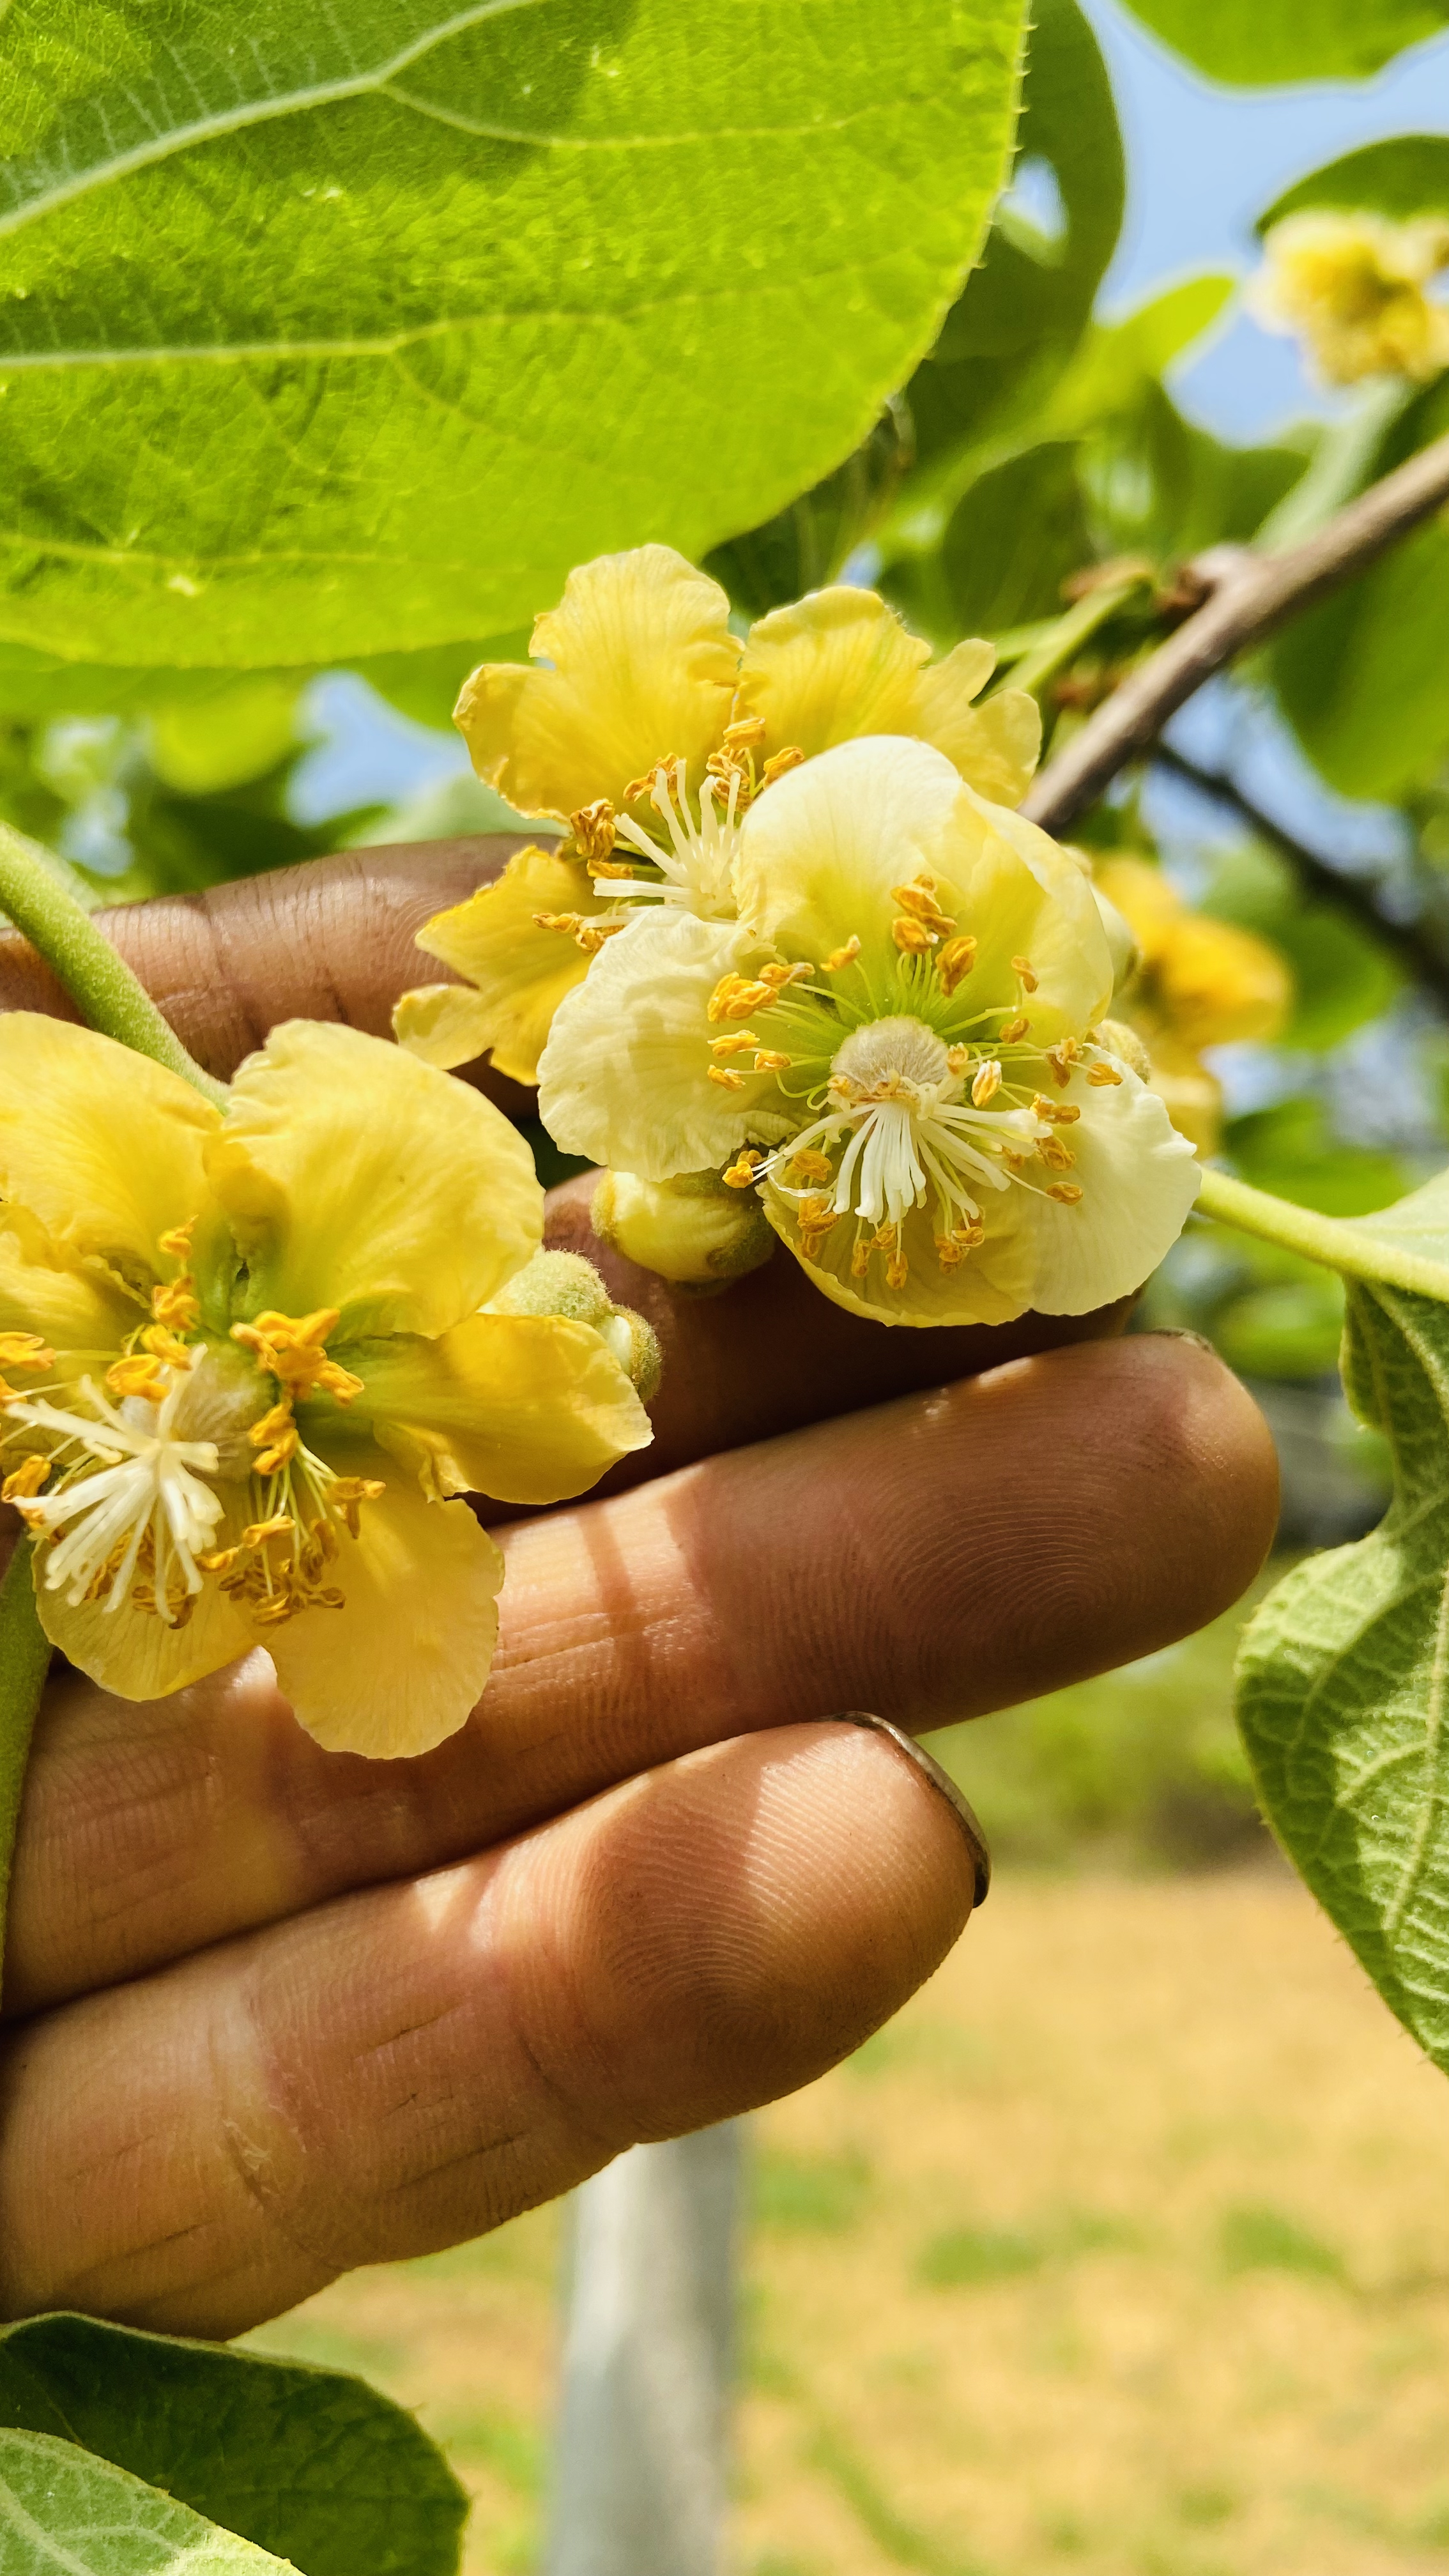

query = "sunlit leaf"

[0,2426,295,2572]
[0,0,1025,671]
[0,2313,466,2576]
[1259,133,1449,232]
[1121,0,1449,87]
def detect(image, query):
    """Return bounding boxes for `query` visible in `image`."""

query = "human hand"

[0,843,1278,2339]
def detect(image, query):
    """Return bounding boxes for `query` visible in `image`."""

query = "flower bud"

[591,1167,775,1291]
[1094,1018,1152,1082]
[489,1247,661,1400]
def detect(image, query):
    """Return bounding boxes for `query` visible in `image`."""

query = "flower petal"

[454,547,740,818]
[0,1017,218,1292]
[736,588,949,755]
[330,1311,652,1506]
[0,1221,137,1354]
[209,1022,542,1339]
[733,733,967,960]
[263,1453,504,1758]
[390,982,500,1073]
[762,1190,1037,1329]
[539,910,776,1180]
[33,1547,253,1701]
[910,677,1041,807]
[401,845,607,1083]
[1018,1062,1201,1317]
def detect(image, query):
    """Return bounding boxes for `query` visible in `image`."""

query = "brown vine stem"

[1021,426,1449,838]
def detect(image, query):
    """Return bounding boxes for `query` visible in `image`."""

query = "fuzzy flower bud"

[591,1168,775,1292]
[1249,209,1449,387]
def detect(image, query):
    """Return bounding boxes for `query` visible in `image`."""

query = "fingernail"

[1146,1327,1216,1353]
[831,1711,990,1907]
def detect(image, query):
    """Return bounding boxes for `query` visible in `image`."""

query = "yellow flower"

[1248,210,1449,387]
[393,546,1041,1083]
[0,1017,651,1756]
[536,738,1200,1328]
[1096,857,1292,1156]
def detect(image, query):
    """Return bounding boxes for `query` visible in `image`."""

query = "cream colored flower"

[394,546,1041,1083]
[537,739,1200,1328]
[0,1018,652,1756]
[1249,209,1449,387]
[1096,857,1292,1156]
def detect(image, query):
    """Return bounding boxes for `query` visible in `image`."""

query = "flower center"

[0,1264,384,1631]
[727,1011,1101,1293]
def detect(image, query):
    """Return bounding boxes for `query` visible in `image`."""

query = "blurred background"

[15,1,1449,2564]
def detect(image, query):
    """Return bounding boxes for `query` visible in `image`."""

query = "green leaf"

[1041,273,1236,440]
[0,0,1025,671]
[1259,134,1449,233]
[0,2314,466,2576]
[1119,0,1449,86]
[937,440,1090,633]
[0,2426,295,2572]
[903,0,1123,489]
[1237,1256,1449,2075]
[1225,1100,1408,1218]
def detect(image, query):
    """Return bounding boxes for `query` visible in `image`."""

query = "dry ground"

[247,1871,1449,2575]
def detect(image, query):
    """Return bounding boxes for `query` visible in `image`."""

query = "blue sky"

[1084,0,1449,438]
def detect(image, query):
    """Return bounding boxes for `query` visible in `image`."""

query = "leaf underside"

[1239,1272,1449,2072]
[0,2426,295,2572]
[0,0,1025,670]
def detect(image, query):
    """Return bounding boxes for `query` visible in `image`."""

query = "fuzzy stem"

[0,1542,50,1998]
[1197,1165,1449,1303]
[0,822,226,1105]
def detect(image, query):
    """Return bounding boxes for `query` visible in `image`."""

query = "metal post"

[544,2124,741,2576]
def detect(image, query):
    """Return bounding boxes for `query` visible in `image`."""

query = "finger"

[0,1719,978,2336]
[0,835,535,1110]
[8,1335,1276,2014]
[541,1169,1132,1487]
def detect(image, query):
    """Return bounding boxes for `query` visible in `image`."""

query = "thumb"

[0,834,525,1091]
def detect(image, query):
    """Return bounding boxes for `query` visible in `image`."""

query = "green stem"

[0,1542,49,1997]
[998,574,1148,703]
[0,821,226,1106]
[1197,1165,1449,1303]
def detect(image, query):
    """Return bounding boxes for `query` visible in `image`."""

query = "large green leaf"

[903,0,1123,491]
[1120,0,1449,86]
[1260,134,1449,232]
[0,2428,294,2572]
[0,0,1025,672]
[0,2316,465,2576]
[1238,1193,1449,2071]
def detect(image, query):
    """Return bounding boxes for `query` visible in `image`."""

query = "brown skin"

[0,842,1279,2337]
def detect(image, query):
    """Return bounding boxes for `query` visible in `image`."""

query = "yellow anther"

[723,714,767,752]
[850,1238,871,1278]
[330,1475,385,1538]
[971,1061,1002,1108]
[946,1045,970,1075]
[106,1354,171,1403]
[999,1015,1031,1044]
[753,1049,792,1074]
[797,1195,836,1231]
[241,1514,295,1550]
[934,1236,964,1271]
[1031,1096,1081,1125]
[249,1402,298,1475]
[0,1333,54,1375]
[535,908,583,937]
[316,1357,365,1404]
[708,972,774,1022]
[151,1278,199,1331]
[788,1150,833,1183]
[823,937,862,972]
[1045,1039,1080,1088]
[197,1545,240,1576]
[571,797,617,860]
[893,916,937,956]
[1038,1137,1076,1172]
[723,1149,764,1189]
[870,1223,900,1254]
[1011,954,1039,992]
[139,1325,194,1368]
[1087,1062,1123,1087]
[885,1248,909,1291]
[937,934,977,995]
[760,744,804,787]
[1046,1182,1084,1204]
[709,1066,746,1091]
[586,857,637,880]
[577,920,625,955]
[710,1031,758,1057]
[758,961,809,992]
[2,1454,49,1501]
[891,876,955,933]
[157,1220,197,1261]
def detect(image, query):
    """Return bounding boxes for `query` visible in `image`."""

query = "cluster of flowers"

[1250,208,1449,388]
[395,548,1202,1328]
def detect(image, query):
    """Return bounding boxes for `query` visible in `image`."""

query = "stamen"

[823,937,862,972]
[760,744,804,788]
[571,797,617,860]
[999,1015,1031,1043]
[971,1061,1002,1107]
[709,973,776,1023]
[1087,1062,1123,1087]
[937,935,977,995]
[1031,1096,1080,1125]
[1046,1183,1084,1204]
[753,1050,791,1073]
[709,1066,746,1092]
[723,1149,764,1188]
[1011,955,1039,992]
[710,1031,758,1057]
[2,1455,48,1501]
